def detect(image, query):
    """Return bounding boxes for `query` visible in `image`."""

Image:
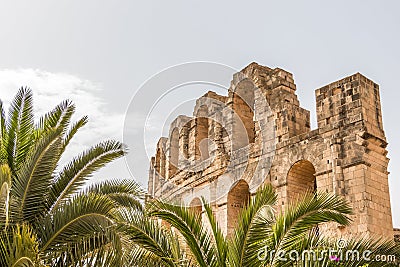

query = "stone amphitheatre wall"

[148,62,394,238]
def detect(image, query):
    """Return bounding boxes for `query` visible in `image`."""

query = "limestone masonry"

[148,62,394,239]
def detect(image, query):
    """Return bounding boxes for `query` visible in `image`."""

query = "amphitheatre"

[147,62,396,239]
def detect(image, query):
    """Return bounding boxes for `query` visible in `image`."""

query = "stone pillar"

[315,73,393,238]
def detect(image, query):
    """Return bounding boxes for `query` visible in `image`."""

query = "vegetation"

[0,88,398,266]
[141,185,400,267]
[0,88,143,266]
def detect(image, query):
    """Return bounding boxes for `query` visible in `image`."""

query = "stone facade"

[147,62,394,239]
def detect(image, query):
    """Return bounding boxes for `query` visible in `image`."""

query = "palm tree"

[0,88,144,266]
[129,184,399,267]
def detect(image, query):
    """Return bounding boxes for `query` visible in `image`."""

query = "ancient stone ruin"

[148,62,394,239]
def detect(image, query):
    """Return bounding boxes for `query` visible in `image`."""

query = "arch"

[232,79,255,150]
[189,197,202,217]
[227,180,250,236]
[286,160,316,201]
[156,147,166,179]
[155,139,167,179]
[180,121,190,160]
[168,128,179,178]
[195,105,210,160]
[155,148,161,174]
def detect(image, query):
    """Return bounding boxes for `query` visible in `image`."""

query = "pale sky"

[0,1,398,227]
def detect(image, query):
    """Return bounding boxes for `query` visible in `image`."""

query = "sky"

[0,1,398,227]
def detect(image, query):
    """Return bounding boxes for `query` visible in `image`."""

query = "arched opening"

[168,128,179,178]
[195,105,210,161]
[156,148,166,179]
[155,148,161,176]
[232,79,255,150]
[227,180,250,236]
[286,160,316,201]
[155,139,167,179]
[189,197,202,217]
[180,122,190,160]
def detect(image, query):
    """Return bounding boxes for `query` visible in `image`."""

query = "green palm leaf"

[11,129,62,223]
[0,224,40,267]
[61,115,88,151]
[148,199,217,267]
[49,140,126,212]
[83,179,144,211]
[35,100,75,137]
[202,198,227,267]
[124,246,167,267]
[116,207,184,267]
[269,192,352,266]
[50,225,123,267]
[39,193,117,255]
[5,87,34,174]
[0,164,12,227]
[0,100,6,164]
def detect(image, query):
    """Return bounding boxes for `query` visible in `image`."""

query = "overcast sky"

[0,1,398,227]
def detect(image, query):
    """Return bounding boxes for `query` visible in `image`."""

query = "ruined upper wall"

[241,63,311,141]
[316,73,386,142]
[149,62,312,186]
[149,63,389,186]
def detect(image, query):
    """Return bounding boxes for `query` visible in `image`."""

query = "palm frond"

[0,224,39,267]
[202,198,227,267]
[61,116,88,151]
[10,257,35,267]
[116,207,184,267]
[11,129,63,223]
[148,199,217,267]
[39,193,117,255]
[5,87,34,174]
[0,164,12,227]
[35,100,76,138]
[0,100,6,164]
[49,140,126,212]
[0,164,11,185]
[269,192,352,266]
[123,245,166,267]
[47,225,123,267]
[83,179,144,211]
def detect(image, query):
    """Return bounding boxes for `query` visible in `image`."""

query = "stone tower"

[148,62,394,238]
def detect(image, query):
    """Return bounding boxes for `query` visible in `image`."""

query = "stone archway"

[195,105,210,161]
[232,79,255,150]
[155,146,166,179]
[286,160,316,202]
[227,180,250,236]
[168,128,179,178]
[189,197,202,217]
